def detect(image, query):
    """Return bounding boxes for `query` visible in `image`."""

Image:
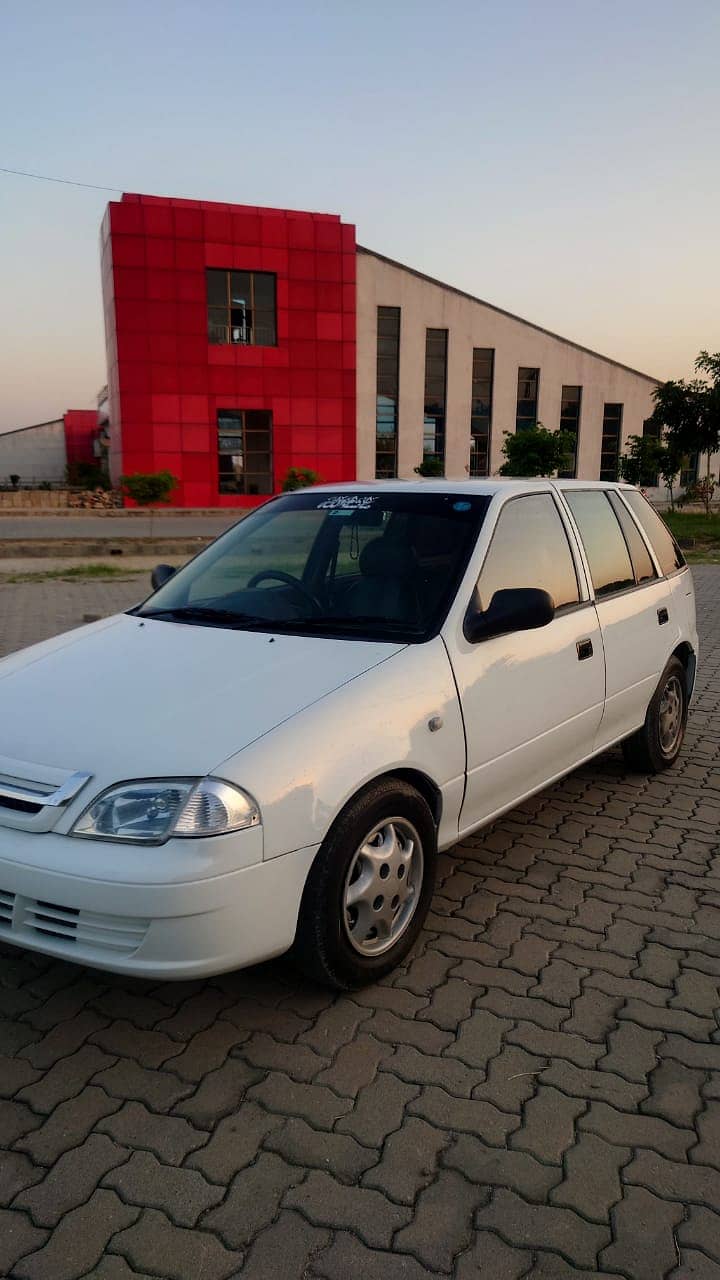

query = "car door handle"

[576,638,593,660]
[657,608,669,625]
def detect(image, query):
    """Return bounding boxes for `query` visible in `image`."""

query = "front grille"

[0,889,15,927]
[0,889,149,957]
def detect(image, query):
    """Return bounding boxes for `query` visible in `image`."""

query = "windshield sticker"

[317,495,378,510]
[453,501,472,512]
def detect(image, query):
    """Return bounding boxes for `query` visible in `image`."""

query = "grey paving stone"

[12,1189,139,1280]
[103,1149,224,1227]
[444,1132,560,1201]
[185,1101,284,1183]
[284,1169,412,1247]
[110,1206,241,1280]
[0,1208,48,1278]
[394,1168,486,1271]
[171,1056,264,1128]
[247,1072,353,1130]
[233,1209,330,1280]
[509,1085,585,1164]
[15,1133,128,1227]
[202,1152,304,1247]
[475,1187,610,1268]
[97,1100,207,1165]
[599,1184,684,1280]
[455,1231,531,1280]
[264,1115,377,1183]
[362,1116,448,1203]
[408,1085,521,1145]
[336,1072,419,1147]
[310,1232,440,1280]
[93,1057,196,1112]
[16,1087,119,1165]
[551,1131,628,1222]
[16,1044,115,1113]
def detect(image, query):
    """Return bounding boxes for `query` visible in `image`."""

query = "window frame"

[206,268,277,348]
[423,328,448,470]
[515,367,540,433]
[617,487,687,581]
[470,490,588,624]
[216,408,273,496]
[469,347,495,478]
[599,404,623,482]
[557,486,666,603]
[557,385,582,479]
[375,306,401,479]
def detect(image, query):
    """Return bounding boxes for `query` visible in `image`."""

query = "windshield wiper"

[139,605,268,627]
[271,615,420,634]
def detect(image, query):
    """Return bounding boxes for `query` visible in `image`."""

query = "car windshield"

[136,489,489,642]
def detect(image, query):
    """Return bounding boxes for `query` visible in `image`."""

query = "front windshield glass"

[136,489,489,642]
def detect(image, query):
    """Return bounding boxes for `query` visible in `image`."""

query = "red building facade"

[100,194,357,506]
[62,410,98,470]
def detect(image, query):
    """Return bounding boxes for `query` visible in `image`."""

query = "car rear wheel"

[621,655,688,773]
[293,777,437,989]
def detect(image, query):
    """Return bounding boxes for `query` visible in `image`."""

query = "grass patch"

[659,511,720,564]
[0,563,147,584]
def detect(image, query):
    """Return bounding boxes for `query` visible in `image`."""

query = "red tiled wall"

[63,410,97,467]
[100,193,357,506]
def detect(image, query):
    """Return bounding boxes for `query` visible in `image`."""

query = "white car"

[0,480,697,988]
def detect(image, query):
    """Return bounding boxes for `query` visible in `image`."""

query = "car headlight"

[70,778,260,844]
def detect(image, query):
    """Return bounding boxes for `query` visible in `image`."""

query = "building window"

[207,270,276,346]
[558,385,582,478]
[640,417,661,486]
[469,348,494,477]
[423,329,448,470]
[600,403,623,481]
[680,453,699,490]
[375,307,400,479]
[516,367,539,432]
[217,410,273,495]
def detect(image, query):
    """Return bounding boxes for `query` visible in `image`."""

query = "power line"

[0,166,122,193]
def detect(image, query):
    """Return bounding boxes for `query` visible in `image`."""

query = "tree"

[619,434,664,487]
[650,350,720,492]
[499,425,574,477]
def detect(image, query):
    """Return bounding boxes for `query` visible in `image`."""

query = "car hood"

[0,612,404,786]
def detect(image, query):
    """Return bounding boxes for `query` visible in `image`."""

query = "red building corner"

[100,193,357,507]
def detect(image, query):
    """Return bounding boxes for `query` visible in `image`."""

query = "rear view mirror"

[151,563,176,591]
[464,587,555,643]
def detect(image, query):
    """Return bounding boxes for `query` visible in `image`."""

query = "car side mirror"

[151,563,176,591]
[464,587,555,643]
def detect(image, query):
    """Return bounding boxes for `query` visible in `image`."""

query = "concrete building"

[0,411,100,488]
[99,192,660,507]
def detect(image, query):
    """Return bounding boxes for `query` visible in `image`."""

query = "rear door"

[560,487,679,748]
[453,491,605,834]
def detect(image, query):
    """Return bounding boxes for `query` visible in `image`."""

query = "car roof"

[307,479,637,497]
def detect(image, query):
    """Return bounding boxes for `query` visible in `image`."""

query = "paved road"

[1,568,719,1280]
[0,515,240,540]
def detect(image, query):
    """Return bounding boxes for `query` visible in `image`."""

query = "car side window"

[564,491,635,598]
[607,492,657,584]
[477,494,580,612]
[622,490,686,576]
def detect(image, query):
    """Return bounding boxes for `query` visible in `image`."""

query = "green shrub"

[282,467,320,492]
[120,470,178,506]
[414,456,445,477]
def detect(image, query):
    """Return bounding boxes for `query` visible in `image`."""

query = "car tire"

[621,655,688,773]
[293,777,437,989]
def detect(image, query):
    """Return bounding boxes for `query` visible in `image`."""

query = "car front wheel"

[293,777,437,989]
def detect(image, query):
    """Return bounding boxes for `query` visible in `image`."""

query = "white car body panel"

[0,478,698,978]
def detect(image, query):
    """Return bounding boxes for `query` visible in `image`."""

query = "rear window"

[622,490,686,576]
[607,492,656,584]
[564,490,635,598]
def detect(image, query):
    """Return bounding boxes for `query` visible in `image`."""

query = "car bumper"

[0,834,319,979]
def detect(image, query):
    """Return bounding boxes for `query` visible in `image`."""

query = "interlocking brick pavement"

[0,567,719,1279]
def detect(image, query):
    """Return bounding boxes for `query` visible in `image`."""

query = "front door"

[453,492,605,835]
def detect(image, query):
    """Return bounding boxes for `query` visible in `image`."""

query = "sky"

[1,0,719,433]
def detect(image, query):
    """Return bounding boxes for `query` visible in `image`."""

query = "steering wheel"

[246,569,322,615]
